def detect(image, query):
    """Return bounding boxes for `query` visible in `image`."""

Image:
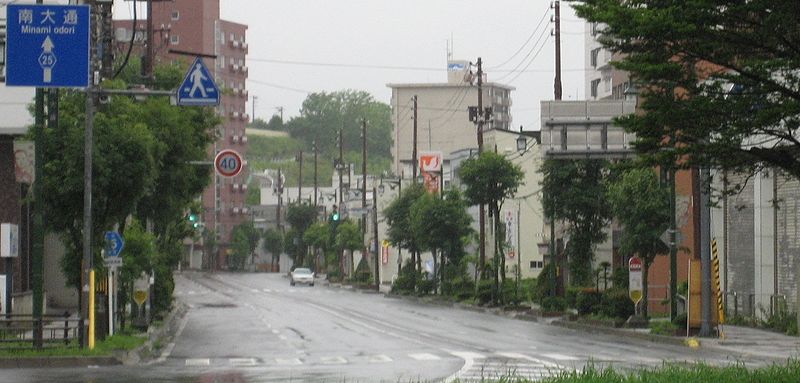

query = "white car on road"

[290,268,315,286]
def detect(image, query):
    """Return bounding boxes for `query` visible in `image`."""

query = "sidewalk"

[706,324,800,360]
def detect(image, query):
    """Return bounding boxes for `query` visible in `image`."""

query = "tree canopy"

[571,0,800,179]
[541,159,611,286]
[606,166,670,317]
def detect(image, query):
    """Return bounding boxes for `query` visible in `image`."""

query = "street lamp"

[516,126,528,154]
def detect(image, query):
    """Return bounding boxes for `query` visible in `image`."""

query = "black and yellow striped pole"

[711,239,725,337]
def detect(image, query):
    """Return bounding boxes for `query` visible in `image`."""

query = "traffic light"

[188,214,200,229]
[332,211,340,222]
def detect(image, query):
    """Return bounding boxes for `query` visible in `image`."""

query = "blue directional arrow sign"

[104,231,125,258]
[5,4,90,88]
[177,57,220,106]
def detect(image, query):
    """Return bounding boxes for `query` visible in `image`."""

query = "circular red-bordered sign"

[214,149,244,177]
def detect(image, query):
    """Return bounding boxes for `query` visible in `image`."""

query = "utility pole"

[412,95,418,183]
[252,95,257,123]
[276,106,284,124]
[276,168,283,233]
[361,119,368,238]
[313,140,318,206]
[337,126,344,209]
[373,186,380,292]
[699,166,713,337]
[297,151,303,203]
[477,57,486,276]
[553,0,563,100]
[144,0,154,80]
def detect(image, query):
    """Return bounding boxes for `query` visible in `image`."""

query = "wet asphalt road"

[1,271,786,383]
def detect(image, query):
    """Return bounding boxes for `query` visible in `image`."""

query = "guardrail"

[0,313,82,350]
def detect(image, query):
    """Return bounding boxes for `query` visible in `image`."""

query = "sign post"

[629,256,643,313]
[103,231,124,336]
[1,224,19,318]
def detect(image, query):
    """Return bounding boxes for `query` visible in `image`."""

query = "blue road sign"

[104,231,125,258]
[177,57,220,106]
[5,4,90,88]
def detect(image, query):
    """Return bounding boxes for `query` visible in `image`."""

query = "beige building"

[388,60,514,180]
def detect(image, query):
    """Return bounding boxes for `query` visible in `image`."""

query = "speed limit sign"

[214,149,243,177]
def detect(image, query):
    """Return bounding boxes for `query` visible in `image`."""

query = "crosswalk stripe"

[229,358,257,366]
[185,358,210,366]
[320,356,348,364]
[369,354,393,363]
[541,353,580,361]
[275,358,303,365]
[409,353,441,361]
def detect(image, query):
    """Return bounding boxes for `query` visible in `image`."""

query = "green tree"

[607,167,670,318]
[286,203,319,266]
[335,219,363,277]
[229,222,260,271]
[410,189,473,294]
[116,219,155,330]
[383,183,426,272]
[459,151,524,303]
[262,228,284,269]
[286,90,392,159]
[571,1,800,179]
[541,159,612,287]
[304,221,330,271]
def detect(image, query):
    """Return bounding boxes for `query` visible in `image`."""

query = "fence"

[0,313,82,350]
[724,291,791,319]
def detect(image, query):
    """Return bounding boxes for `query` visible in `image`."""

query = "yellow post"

[89,269,95,350]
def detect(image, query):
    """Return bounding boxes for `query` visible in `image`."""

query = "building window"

[529,261,544,269]
[219,55,225,68]
[590,48,600,68]
[591,22,600,36]
[171,10,179,20]
[170,35,179,45]
[590,79,601,98]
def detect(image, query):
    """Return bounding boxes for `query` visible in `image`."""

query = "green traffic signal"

[332,212,340,221]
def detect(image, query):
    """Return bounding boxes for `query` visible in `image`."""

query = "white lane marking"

[271,329,280,334]
[275,358,302,365]
[542,353,580,361]
[250,289,259,293]
[185,358,210,366]
[150,311,191,365]
[496,352,562,368]
[229,358,258,366]
[445,351,480,383]
[409,353,441,361]
[279,335,287,340]
[187,291,196,295]
[263,288,272,292]
[320,356,348,364]
[369,354,393,363]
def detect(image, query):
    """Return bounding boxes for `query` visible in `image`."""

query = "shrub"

[501,279,520,306]
[533,262,556,302]
[391,260,419,294]
[541,296,567,312]
[672,312,687,329]
[519,278,538,303]
[351,257,372,284]
[576,289,603,315]
[476,279,495,305]
[611,266,629,289]
[599,288,634,319]
[417,277,435,295]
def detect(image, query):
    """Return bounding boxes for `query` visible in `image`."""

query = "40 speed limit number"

[214,149,243,177]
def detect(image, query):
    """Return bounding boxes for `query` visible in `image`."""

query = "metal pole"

[412,96,418,183]
[553,1,562,100]
[477,57,486,278]
[699,166,712,337]
[297,151,303,203]
[669,168,678,320]
[373,186,379,291]
[313,140,318,206]
[82,85,95,348]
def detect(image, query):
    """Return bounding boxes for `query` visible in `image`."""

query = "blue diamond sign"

[177,57,220,106]
[104,231,124,258]
[5,4,90,88]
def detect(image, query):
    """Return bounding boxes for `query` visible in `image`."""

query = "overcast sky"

[115,0,587,131]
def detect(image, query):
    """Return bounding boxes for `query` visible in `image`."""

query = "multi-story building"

[585,22,630,100]
[387,60,514,180]
[116,0,249,269]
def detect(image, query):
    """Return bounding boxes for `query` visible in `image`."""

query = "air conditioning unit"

[242,114,250,121]
[242,66,248,73]
[232,64,240,72]
[233,207,240,214]
[242,42,248,49]
[232,135,240,143]
[242,207,249,214]
[232,40,240,48]
[232,111,240,119]
[242,184,248,191]
[233,183,240,191]
[241,135,248,143]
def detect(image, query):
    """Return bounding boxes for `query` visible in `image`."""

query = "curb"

[121,301,189,365]
[0,356,120,369]
[551,319,690,347]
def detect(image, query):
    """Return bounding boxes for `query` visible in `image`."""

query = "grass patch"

[449,361,800,382]
[0,332,146,358]
[649,319,679,336]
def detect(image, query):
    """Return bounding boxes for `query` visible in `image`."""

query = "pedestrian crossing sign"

[177,57,220,106]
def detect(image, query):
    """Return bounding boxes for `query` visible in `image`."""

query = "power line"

[247,78,312,94]
[489,6,550,71]
[248,56,584,73]
[493,27,551,83]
